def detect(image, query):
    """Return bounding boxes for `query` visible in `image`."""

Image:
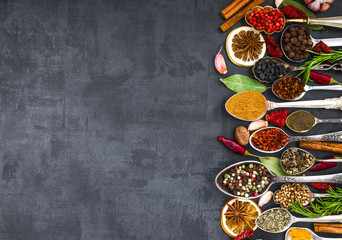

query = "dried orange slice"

[221,198,262,237]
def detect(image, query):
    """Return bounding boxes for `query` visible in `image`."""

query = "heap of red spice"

[265,110,289,128]
[281,5,306,19]
[265,35,283,58]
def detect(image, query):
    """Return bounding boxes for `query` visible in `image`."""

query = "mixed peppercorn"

[247,8,284,33]
[222,163,271,198]
[252,128,288,151]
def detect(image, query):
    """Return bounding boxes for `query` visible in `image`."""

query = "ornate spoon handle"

[317,118,342,124]
[294,214,342,223]
[288,131,342,142]
[268,97,342,110]
[273,173,342,184]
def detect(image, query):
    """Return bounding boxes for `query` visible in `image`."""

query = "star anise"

[232,30,264,62]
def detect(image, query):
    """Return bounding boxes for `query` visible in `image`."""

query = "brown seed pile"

[281,148,316,175]
[232,30,264,62]
[274,183,312,209]
[282,25,313,61]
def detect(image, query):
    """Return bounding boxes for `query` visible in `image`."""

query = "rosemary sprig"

[290,187,342,218]
[297,49,342,85]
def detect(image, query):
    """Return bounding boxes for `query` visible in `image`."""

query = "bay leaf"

[259,156,289,176]
[281,0,323,30]
[220,74,267,93]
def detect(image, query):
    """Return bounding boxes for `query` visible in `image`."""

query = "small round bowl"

[280,24,312,63]
[245,6,285,35]
[252,57,293,83]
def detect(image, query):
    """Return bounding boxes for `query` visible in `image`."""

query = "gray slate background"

[0,0,342,239]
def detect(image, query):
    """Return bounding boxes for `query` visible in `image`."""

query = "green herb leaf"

[258,156,288,176]
[220,74,267,93]
[281,0,323,30]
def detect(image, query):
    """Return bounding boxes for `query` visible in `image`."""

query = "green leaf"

[258,156,289,176]
[281,0,323,30]
[220,74,267,93]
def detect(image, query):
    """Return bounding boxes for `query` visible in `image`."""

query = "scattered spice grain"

[226,91,267,120]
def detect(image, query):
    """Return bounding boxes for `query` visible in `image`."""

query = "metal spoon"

[286,227,342,240]
[253,57,342,83]
[273,183,328,208]
[225,92,342,122]
[215,160,342,200]
[272,78,342,101]
[256,208,342,234]
[286,110,342,133]
[249,127,342,154]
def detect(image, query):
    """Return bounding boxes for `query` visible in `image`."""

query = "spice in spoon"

[281,148,316,175]
[252,128,288,151]
[257,208,291,232]
[226,91,267,120]
[286,110,316,132]
[272,76,305,100]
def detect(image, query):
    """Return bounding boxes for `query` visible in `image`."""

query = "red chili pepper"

[265,35,283,58]
[309,71,342,85]
[309,156,338,171]
[234,229,254,240]
[310,182,336,191]
[218,136,246,155]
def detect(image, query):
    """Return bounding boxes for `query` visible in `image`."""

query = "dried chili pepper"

[313,41,332,54]
[309,156,338,171]
[234,229,254,240]
[281,5,306,19]
[265,35,283,58]
[265,110,289,128]
[310,182,336,191]
[309,71,342,85]
[218,136,247,155]
[252,128,288,151]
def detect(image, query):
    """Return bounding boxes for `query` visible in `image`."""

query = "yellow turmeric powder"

[226,91,267,120]
[288,228,312,240]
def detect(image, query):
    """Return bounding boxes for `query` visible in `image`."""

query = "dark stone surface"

[0,0,342,239]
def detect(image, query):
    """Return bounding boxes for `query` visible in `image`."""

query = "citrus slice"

[221,198,262,237]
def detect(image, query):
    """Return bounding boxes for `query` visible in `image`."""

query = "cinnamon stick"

[314,223,342,234]
[299,141,342,154]
[221,0,252,20]
[219,0,266,32]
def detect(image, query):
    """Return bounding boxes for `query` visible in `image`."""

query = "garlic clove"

[258,191,273,207]
[275,0,284,8]
[320,3,331,11]
[214,47,228,74]
[248,120,268,131]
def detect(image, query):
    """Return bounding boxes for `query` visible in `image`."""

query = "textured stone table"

[0,0,342,239]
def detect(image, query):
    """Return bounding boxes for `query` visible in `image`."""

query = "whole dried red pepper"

[309,156,338,171]
[281,5,306,19]
[310,182,336,191]
[265,35,283,58]
[310,71,342,85]
[234,229,254,240]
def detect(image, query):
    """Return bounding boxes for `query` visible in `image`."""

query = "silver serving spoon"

[225,92,342,122]
[272,79,342,101]
[273,183,328,208]
[286,227,342,240]
[256,208,342,234]
[215,160,342,200]
[249,127,342,154]
[280,147,342,176]
[286,110,342,133]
